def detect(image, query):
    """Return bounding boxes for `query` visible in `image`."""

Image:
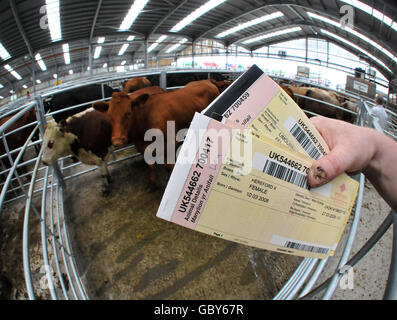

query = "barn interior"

[0,0,397,301]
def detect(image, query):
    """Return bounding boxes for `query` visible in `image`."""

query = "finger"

[308,146,351,187]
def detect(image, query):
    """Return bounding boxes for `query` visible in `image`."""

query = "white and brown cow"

[41,108,114,195]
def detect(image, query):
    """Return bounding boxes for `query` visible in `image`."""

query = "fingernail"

[313,166,326,183]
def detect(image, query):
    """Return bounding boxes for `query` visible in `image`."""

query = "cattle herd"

[1,74,358,197]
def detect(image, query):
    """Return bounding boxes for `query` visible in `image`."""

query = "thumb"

[308,146,350,187]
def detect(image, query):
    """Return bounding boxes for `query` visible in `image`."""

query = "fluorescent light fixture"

[320,29,392,72]
[166,38,188,53]
[69,70,73,75]
[119,0,149,31]
[45,0,62,41]
[22,85,28,89]
[94,37,105,59]
[94,46,102,59]
[36,79,42,84]
[118,44,129,56]
[103,63,108,68]
[62,43,70,64]
[216,12,284,38]
[242,27,302,44]
[0,43,11,60]
[148,35,167,53]
[118,35,135,56]
[53,74,58,79]
[308,12,397,63]
[35,53,47,71]
[121,60,127,65]
[0,83,3,88]
[170,0,226,32]
[10,90,15,94]
[4,64,22,80]
[0,96,3,99]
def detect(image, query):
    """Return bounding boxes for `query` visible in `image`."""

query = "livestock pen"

[0,68,396,300]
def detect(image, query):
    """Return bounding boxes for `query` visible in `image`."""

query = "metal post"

[192,40,195,68]
[89,44,93,77]
[225,46,229,69]
[384,210,397,300]
[35,95,64,188]
[101,83,105,99]
[144,39,148,69]
[159,71,167,90]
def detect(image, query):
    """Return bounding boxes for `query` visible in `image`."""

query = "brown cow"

[280,84,294,99]
[94,79,220,191]
[208,79,233,93]
[0,109,37,179]
[289,86,344,120]
[122,77,152,93]
[93,86,166,147]
[41,108,113,195]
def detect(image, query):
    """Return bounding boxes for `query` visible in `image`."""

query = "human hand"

[307,116,378,187]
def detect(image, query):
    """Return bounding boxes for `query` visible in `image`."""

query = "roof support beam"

[9,0,34,59]
[90,0,103,43]
[148,0,189,38]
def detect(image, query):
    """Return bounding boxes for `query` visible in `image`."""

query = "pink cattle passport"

[156,65,359,259]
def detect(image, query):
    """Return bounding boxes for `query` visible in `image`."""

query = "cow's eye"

[47,140,54,149]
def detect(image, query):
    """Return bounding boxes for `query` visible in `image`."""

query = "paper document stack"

[157,65,359,259]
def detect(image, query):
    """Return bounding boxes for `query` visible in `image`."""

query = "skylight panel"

[339,1,395,31]
[308,12,397,64]
[119,0,149,31]
[62,43,70,64]
[4,64,22,80]
[118,36,134,56]
[242,27,302,44]
[94,37,105,59]
[216,12,284,38]
[320,29,391,72]
[45,0,62,41]
[35,53,47,71]
[166,38,188,53]
[170,0,227,32]
[148,35,167,53]
[0,43,11,60]
[94,47,102,59]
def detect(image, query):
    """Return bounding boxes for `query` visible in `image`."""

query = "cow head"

[93,92,149,147]
[41,121,76,166]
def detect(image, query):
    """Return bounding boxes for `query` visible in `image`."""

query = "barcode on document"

[289,123,321,160]
[262,159,310,190]
[284,241,330,254]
